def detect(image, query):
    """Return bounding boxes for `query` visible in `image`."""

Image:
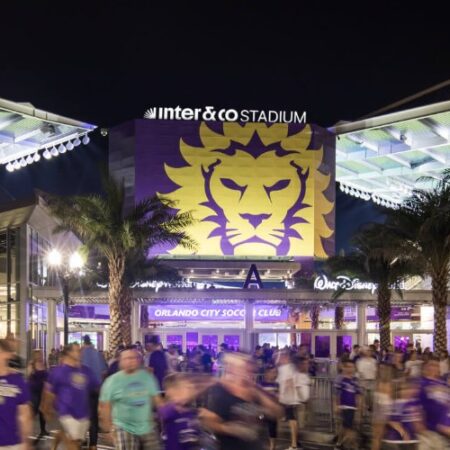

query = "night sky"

[2,3,450,251]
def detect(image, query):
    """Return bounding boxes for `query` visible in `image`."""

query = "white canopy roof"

[0,97,96,171]
[332,100,450,207]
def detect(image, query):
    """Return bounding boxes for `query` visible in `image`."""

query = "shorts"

[284,405,297,421]
[114,428,161,450]
[341,409,355,429]
[59,415,90,441]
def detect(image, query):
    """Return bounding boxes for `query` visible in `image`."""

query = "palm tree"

[49,173,194,351]
[388,171,450,353]
[325,223,423,350]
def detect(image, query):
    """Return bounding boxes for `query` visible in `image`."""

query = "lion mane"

[160,122,333,258]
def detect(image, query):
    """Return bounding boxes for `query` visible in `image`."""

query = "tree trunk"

[140,305,149,328]
[432,271,449,354]
[377,284,391,351]
[108,256,126,353]
[120,288,133,346]
[335,306,344,330]
[310,305,320,330]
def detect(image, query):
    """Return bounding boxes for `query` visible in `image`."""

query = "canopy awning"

[0,97,96,171]
[332,100,450,207]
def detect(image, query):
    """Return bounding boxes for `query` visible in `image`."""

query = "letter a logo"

[243,264,263,289]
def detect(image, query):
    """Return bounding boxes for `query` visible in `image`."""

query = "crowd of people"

[1,334,450,450]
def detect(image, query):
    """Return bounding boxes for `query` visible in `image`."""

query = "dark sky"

[1,3,450,250]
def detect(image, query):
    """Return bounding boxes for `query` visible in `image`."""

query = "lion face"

[161,122,334,258]
[208,151,303,256]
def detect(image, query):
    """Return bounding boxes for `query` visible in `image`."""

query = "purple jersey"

[335,376,361,409]
[0,372,30,446]
[384,399,421,443]
[419,377,450,432]
[159,402,201,450]
[47,364,98,419]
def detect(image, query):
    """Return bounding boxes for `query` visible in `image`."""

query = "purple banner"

[69,305,109,320]
[367,306,413,322]
[146,304,288,322]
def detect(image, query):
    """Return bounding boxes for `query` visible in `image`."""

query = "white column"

[244,300,254,352]
[131,301,140,343]
[46,299,57,354]
[18,225,29,359]
[357,302,367,346]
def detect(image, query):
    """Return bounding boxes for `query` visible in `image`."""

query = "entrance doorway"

[143,329,244,355]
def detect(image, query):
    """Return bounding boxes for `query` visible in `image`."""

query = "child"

[159,373,210,450]
[334,360,361,450]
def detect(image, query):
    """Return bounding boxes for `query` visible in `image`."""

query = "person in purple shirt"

[42,343,99,450]
[159,373,213,450]
[0,338,32,449]
[419,358,450,445]
[27,348,48,440]
[148,335,168,391]
[383,381,423,448]
[334,360,362,450]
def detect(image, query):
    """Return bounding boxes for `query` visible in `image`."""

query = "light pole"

[47,249,84,346]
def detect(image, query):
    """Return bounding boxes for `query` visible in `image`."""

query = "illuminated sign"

[134,121,335,259]
[314,274,377,294]
[146,304,288,322]
[144,106,307,124]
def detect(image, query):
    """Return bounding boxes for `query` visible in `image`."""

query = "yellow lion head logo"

[162,122,334,258]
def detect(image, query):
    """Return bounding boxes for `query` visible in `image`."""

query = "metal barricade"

[306,376,335,433]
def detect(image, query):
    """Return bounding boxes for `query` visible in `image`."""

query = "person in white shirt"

[356,346,377,413]
[277,352,309,450]
[405,350,422,378]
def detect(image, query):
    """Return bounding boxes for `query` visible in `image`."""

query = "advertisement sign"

[128,120,335,258]
[146,304,288,322]
[314,274,377,294]
[367,306,414,322]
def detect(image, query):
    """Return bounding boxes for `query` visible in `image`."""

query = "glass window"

[315,335,330,357]
[336,335,352,357]
[224,335,240,352]
[258,333,277,347]
[186,332,198,351]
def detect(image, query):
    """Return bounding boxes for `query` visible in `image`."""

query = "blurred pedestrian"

[159,373,214,450]
[42,343,99,450]
[201,353,283,450]
[99,346,162,450]
[334,360,362,450]
[48,348,58,368]
[148,336,168,391]
[27,348,48,440]
[81,334,107,450]
[0,339,32,449]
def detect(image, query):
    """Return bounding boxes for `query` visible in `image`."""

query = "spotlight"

[66,141,74,151]
[6,163,14,172]
[43,149,52,159]
[26,155,33,165]
[13,160,20,170]
[73,137,81,147]
[58,144,66,154]
[33,152,41,162]
[20,158,27,167]
[82,134,90,145]
[51,147,59,157]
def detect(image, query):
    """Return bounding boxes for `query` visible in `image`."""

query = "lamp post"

[47,249,84,346]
